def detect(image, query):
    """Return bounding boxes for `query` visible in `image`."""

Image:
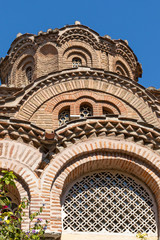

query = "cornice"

[42,116,160,166]
[1,116,160,163]
[0,69,159,117]
[0,116,45,149]
[0,24,140,73]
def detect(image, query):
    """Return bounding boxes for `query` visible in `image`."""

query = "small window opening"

[59,109,70,126]
[103,107,113,116]
[72,57,82,68]
[26,66,33,82]
[80,104,92,118]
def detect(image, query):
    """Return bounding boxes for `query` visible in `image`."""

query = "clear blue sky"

[0,0,160,89]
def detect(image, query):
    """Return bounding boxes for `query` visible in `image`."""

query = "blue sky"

[0,0,160,88]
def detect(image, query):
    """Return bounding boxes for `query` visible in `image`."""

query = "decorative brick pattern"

[15,70,160,128]
[0,24,160,239]
[31,90,126,130]
[39,138,160,232]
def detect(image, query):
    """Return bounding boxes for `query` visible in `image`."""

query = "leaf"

[0,199,5,206]
[4,180,10,185]
[7,225,14,233]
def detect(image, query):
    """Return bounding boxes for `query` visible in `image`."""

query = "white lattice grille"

[63,172,157,233]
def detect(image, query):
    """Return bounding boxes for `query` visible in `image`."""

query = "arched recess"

[62,46,92,68]
[114,57,133,80]
[16,77,160,127]
[62,170,158,238]
[59,41,100,69]
[0,139,42,228]
[116,60,130,78]
[0,161,34,230]
[11,53,35,87]
[0,159,39,196]
[43,90,123,130]
[41,138,160,235]
[0,158,42,229]
[35,43,58,78]
[51,154,160,237]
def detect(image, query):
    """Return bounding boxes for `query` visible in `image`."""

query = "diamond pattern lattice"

[63,172,157,233]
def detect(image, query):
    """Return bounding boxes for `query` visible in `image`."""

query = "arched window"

[2,196,19,214]
[62,171,157,235]
[103,107,113,115]
[116,61,130,78]
[72,57,82,68]
[1,185,20,216]
[80,104,92,118]
[26,66,33,83]
[59,109,70,126]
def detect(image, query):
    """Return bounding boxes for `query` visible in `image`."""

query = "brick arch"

[35,42,58,78]
[0,159,41,230]
[44,90,123,129]
[46,90,123,113]
[63,46,92,68]
[0,165,30,200]
[0,159,39,195]
[40,138,160,232]
[114,56,133,80]
[11,51,35,87]
[41,138,160,188]
[0,139,42,171]
[51,96,120,129]
[0,140,41,201]
[58,40,100,69]
[16,78,159,127]
[49,152,160,232]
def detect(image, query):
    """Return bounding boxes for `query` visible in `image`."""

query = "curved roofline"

[59,24,100,37]
[0,23,138,62]
[8,33,35,54]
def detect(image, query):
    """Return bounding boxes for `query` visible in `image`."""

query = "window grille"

[2,196,18,214]
[26,66,33,82]
[63,171,157,233]
[59,110,70,126]
[80,105,92,118]
[72,58,82,68]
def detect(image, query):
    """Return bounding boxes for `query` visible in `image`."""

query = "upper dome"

[0,22,142,87]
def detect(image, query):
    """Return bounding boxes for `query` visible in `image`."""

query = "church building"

[0,21,159,240]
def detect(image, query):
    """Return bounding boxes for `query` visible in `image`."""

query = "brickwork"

[11,52,35,87]
[42,138,160,232]
[30,90,129,130]
[35,43,58,78]
[16,73,160,128]
[0,23,160,239]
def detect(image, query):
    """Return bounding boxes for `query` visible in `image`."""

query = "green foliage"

[0,170,48,240]
[136,232,148,240]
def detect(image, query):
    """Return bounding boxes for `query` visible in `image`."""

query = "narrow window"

[72,57,82,68]
[59,109,70,126]
[26,66,33,82]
